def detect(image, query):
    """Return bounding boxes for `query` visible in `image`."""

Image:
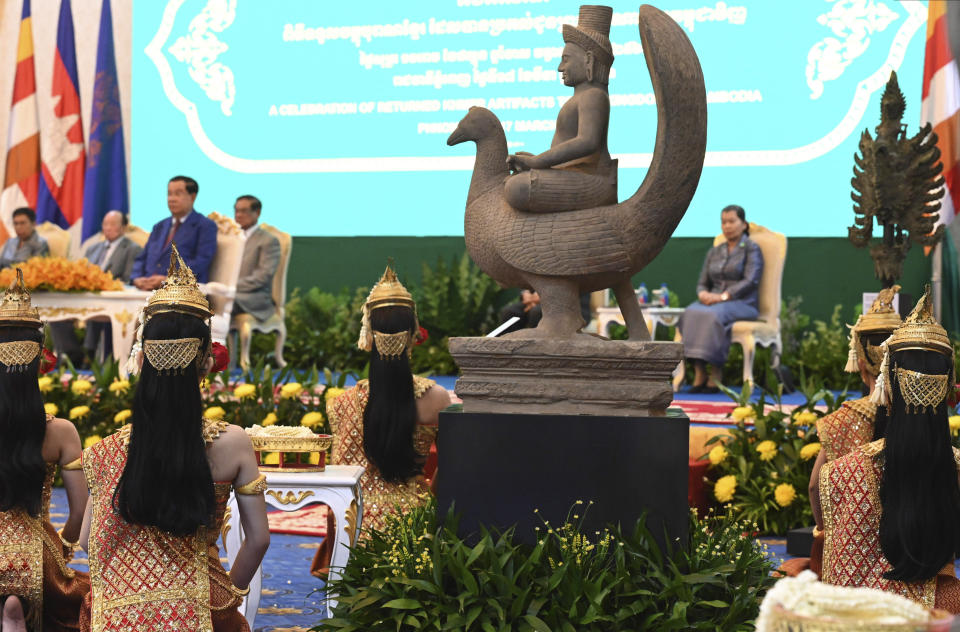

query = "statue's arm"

[518,91,610,169]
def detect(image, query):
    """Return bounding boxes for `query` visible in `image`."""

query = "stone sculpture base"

[449,337,682,416]
[437,409,690,550]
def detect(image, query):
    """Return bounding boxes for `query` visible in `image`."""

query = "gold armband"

[235,474,267,495]
[62,458,82,471]
[230,583,251,597]
[812,526,824,538]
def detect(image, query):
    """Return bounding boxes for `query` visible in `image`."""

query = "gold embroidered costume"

[79,420,248,632]
[818,397,878,463]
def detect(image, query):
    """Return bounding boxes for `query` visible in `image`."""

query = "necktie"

[92,243,107,267]
[163,219,181,249]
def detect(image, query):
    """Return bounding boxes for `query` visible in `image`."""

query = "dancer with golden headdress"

[311,263,451,577]
[78,246,270,631]
[0,269,90,632]
[792,285,903,577]
[820,287,960,612]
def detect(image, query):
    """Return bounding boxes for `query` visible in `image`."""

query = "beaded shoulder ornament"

[0,268,42,371]
[131,245,214,375]
[357,263,421,361]
[844,284,901,375]
[870,285,954,413]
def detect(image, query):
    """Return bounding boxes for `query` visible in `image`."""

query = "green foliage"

[703,384,848,535]
[314,499,775,631]
[782,304,861,392]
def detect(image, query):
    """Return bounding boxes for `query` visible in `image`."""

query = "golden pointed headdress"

[871,286,954,412]
[144,244,213,320]
[0,269,42,370]
[844,284,902,374]
[135,245,212,375]
[357,262,419,360]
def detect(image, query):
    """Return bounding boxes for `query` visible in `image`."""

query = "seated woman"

[78,246,270,631]
[679,205,763,392]
[311,264,451,577]
[0,270,90,632]
[820,289,960,611]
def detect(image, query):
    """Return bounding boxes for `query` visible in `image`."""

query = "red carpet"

[268,504,327,537]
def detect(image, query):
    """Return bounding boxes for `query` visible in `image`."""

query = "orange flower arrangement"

[0,257,122,292]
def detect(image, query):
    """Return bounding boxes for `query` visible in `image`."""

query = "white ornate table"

[30,289,151,374]
[223,465,365,627]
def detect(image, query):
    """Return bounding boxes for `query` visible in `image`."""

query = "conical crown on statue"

[562,5,615,67]
[144,244,213,320]
[0,268,41,327]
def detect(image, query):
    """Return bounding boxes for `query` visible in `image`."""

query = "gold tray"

[249,434,332,453]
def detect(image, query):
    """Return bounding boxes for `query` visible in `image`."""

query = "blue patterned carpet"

[51,488,329,632]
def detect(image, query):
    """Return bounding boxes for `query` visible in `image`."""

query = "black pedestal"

[437,409,690,550]
[787,526,814,556]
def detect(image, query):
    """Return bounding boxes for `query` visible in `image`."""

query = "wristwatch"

[720,291,730,302]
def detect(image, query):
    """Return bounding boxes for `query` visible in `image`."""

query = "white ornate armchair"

[203,212,245,344]
[36,222,70,258]
[712,223,787,385]
[230,223,291,369]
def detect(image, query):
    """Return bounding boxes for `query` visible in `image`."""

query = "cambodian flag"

[81,0,128,242]
[36,0,85,231]
[0,0,41,242]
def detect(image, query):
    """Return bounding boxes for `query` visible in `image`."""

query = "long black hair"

[114,311,214,535]
[0,326,47,517]
[363,305,425,484]
[878,349,960,582]
[721,204,749,235]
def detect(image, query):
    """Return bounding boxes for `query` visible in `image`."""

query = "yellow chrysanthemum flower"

[792,410,818,426]
[204,406,226,420]
[800,442,822,461]
[301,412,324,429]
[261,412,278,427]
[114,409,133,424]
[83,435,102,449]
[714,474,737,503]
[44,403,58,416]
[69,405,90,420]
[756,440,777,461]
[234,383,257,400]
[775,483,797,507]
[280,382,303,399]
[109,379,130,395]
[71,379,93,396]
[37,376,54,393]
[949,416,960,435]
[731,406,755,422]
[324,386,346,401]
[708,445,729,466]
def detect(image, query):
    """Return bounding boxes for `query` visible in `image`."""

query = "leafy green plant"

[314,499,775,631]
[702,384,848,535]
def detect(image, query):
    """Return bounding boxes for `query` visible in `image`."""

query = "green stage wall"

[287,236,933,323]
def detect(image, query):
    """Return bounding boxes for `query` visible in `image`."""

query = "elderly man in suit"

[233,195,281,320]
[131,175,217,288]
[51,210,144,364]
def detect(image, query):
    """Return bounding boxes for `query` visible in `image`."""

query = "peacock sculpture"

[447,4,707,340]
[849,70,945,288]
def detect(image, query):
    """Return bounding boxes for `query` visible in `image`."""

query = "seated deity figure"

[819,288,960,613]
[504,5,618,213]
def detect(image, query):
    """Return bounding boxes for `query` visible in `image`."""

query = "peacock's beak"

[447,126,467,146]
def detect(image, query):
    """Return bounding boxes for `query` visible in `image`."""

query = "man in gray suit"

[233,195,281,321]
[52,211,144,364]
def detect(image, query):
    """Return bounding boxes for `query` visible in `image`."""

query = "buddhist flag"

[36,0,85,230]
[0,0,41,242]
[921,0,960,226]
[82,0,128,241]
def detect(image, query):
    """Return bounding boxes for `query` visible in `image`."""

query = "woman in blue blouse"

[680,205,764,392]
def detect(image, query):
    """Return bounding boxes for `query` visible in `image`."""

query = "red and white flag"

[921,0,960,226]
[0,0,41,242]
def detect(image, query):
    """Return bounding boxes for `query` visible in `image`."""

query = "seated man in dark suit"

[233,195,281,320]
[131,175,218,289]
[51,210,145,364]
[0,207,49,267]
